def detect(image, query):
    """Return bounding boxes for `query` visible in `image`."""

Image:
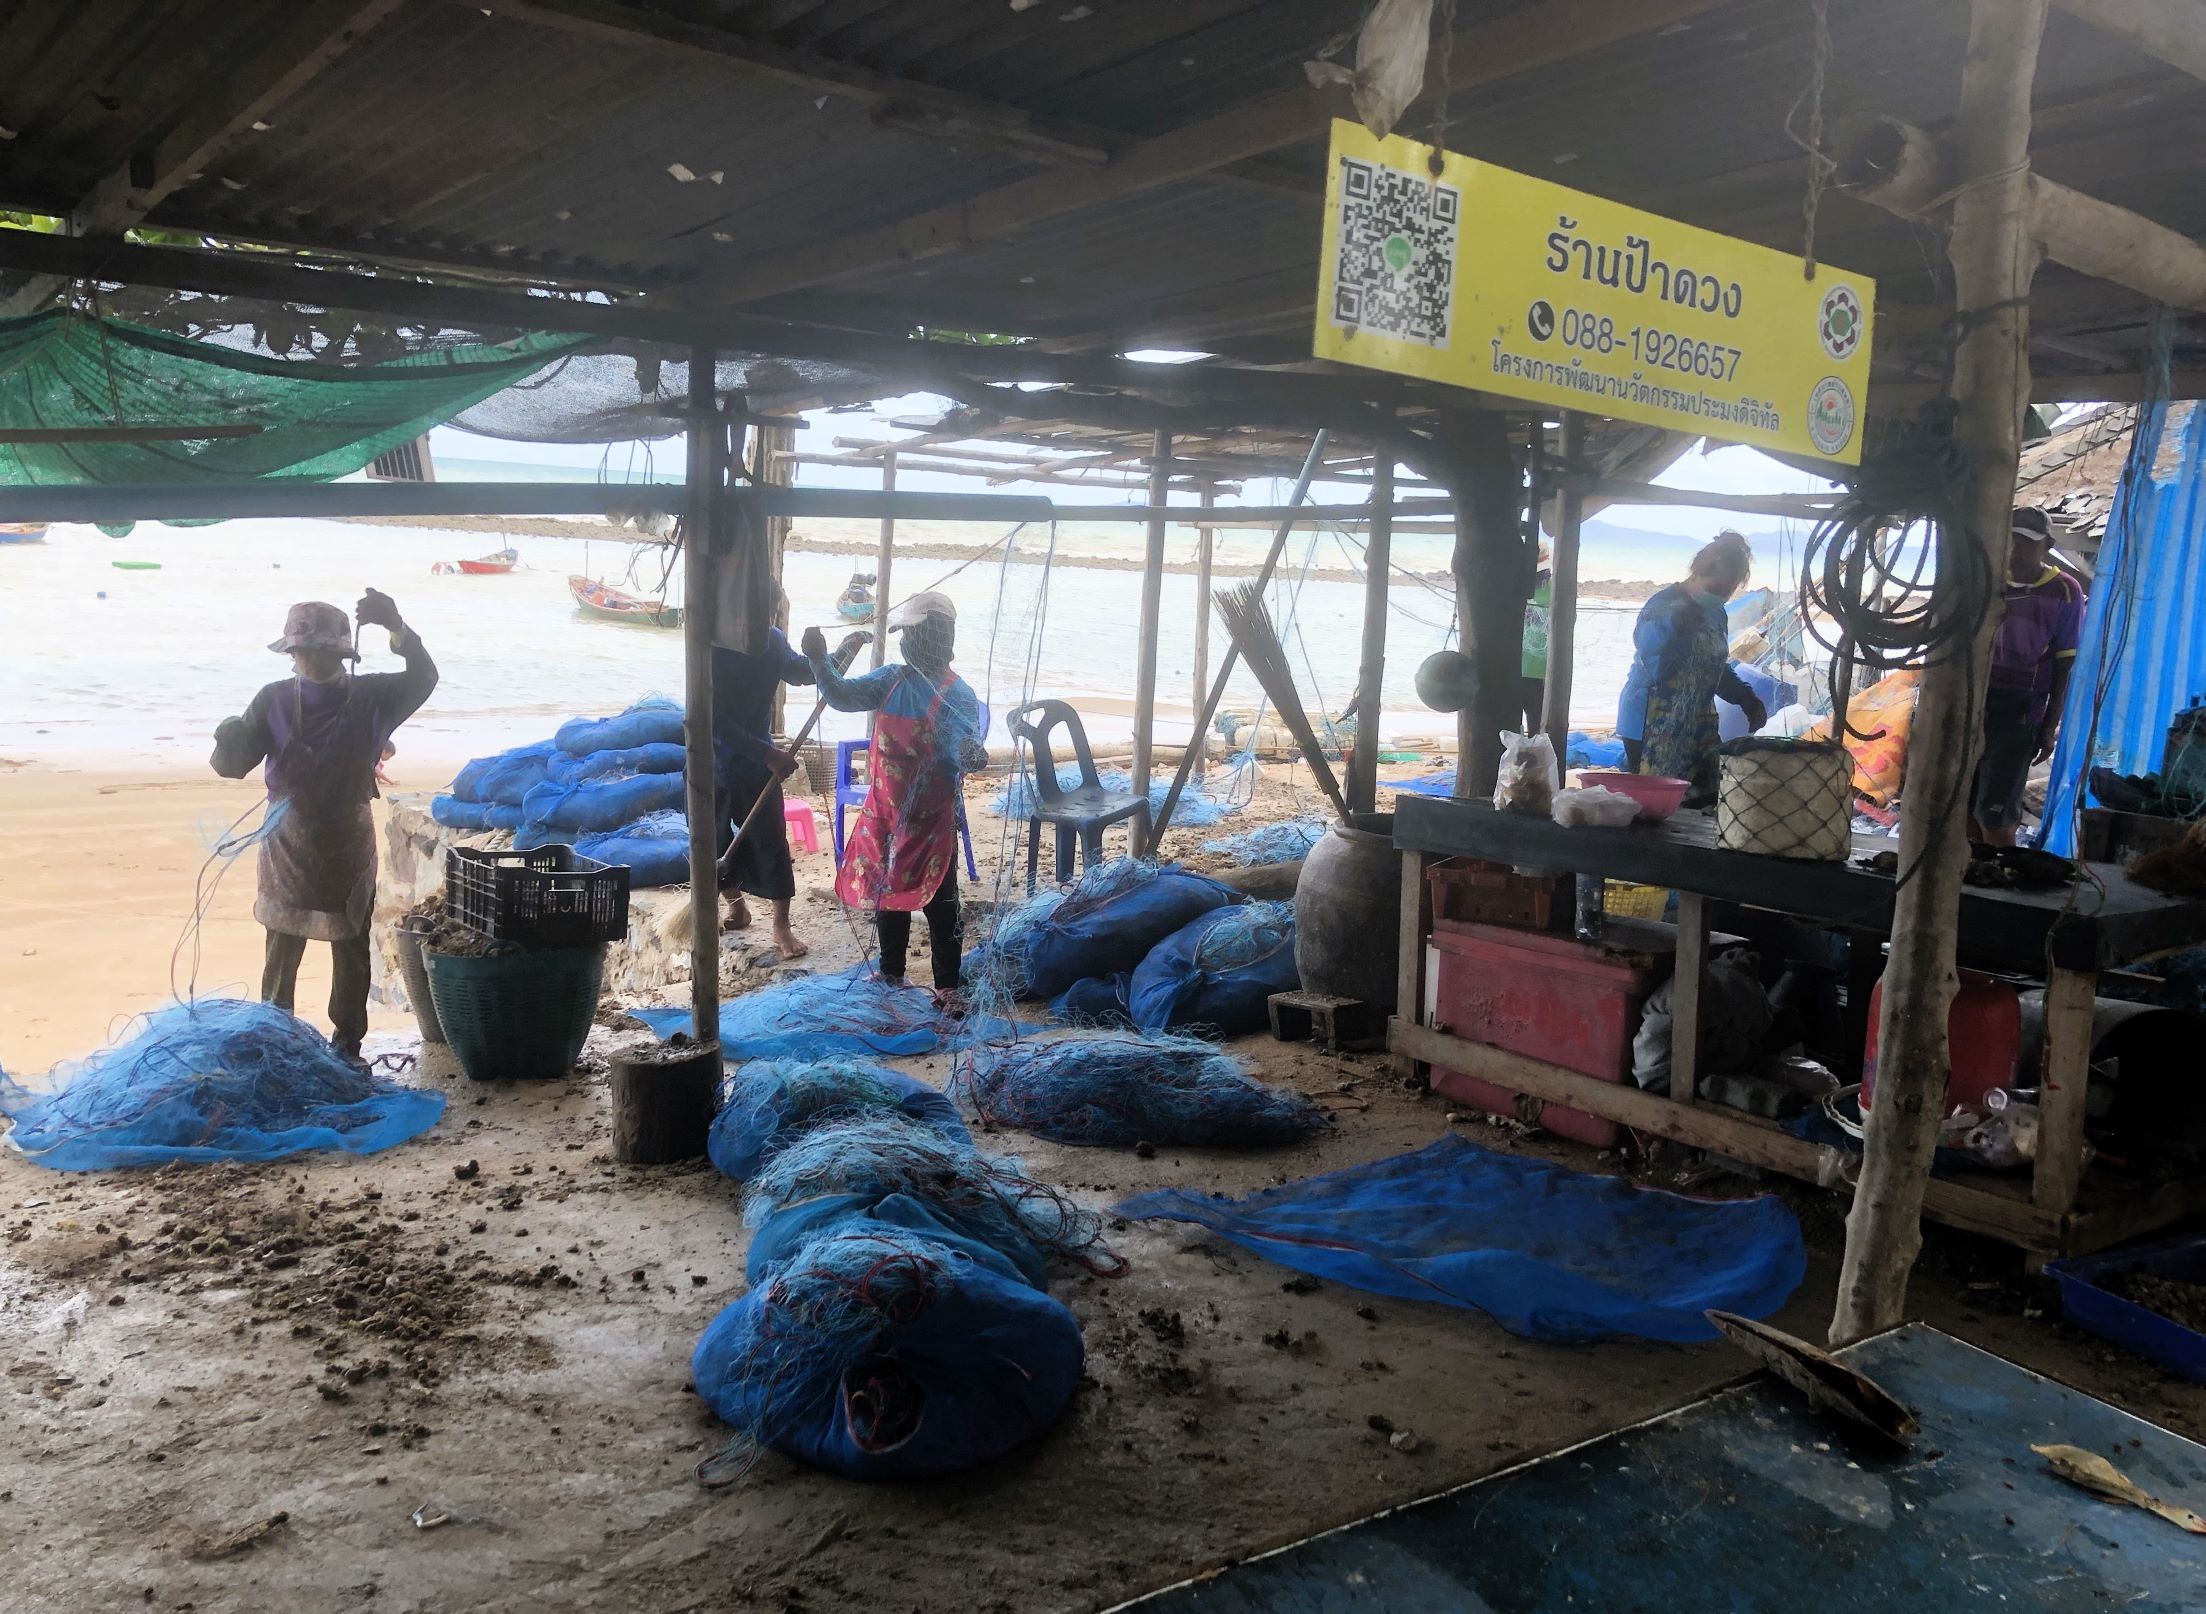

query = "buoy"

[1414,650,1476,714]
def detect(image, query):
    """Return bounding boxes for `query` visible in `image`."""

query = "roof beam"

[701,0,1740,308]
[0,0,401,317]
[465,0,1113,167]
[2052,0,2206,83]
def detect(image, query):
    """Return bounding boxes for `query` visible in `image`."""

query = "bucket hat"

[270,601,355,655]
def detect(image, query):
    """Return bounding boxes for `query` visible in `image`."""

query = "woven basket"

[424,943,606,1081]
[776,734,835,796]
[393,922,446,1044]
[1717,739,1850,861]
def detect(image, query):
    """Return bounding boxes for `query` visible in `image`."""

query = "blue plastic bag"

[546,742,686,784]
[1116,1133,1805,1344]
[691,1227,1084,1480]
[1049,973,1131,1026]
[448,740,562,805]
[1124,901,1299,1036]
[431,794,525,832]
[708,1058,971,1182]
[520,770,686,833]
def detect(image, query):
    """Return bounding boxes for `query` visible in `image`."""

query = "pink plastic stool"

[782,798,821,854]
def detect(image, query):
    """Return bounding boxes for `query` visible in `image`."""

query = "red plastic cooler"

[1427,921,1665,1147]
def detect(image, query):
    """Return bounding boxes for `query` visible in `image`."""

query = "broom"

[1213,579,1349,821]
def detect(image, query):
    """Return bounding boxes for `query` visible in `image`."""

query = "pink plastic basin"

[1578,770,1690,822]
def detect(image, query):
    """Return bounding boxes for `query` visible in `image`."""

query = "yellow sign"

[1313,120,1875,464]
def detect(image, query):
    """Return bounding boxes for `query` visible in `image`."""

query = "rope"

[1787,0,1836,277]
[1427,0,1457,174]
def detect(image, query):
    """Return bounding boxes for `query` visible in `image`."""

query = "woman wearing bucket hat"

[210,590,438,1059]
[800,589,986,1004]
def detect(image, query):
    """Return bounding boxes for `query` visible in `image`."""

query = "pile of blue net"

[977,858,1242,1000]
[1125,901,1300,1035]
[0,999,445,1170]
[957,1030,1327,1149]
[1201,817,1326,866]
[431,697,695,884]
[632,964,1015,1059]
[987,764,1239,829]
[708,1056,970,1181]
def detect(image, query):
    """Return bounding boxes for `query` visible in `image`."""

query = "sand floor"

[1,762,2200,1614]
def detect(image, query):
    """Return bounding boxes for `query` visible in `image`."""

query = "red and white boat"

[455,546,519,575]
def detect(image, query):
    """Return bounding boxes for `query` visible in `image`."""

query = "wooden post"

[1832,0,2047,1344]
[1670,892,1707,1108]
[1347,445,1395,813]
[871,450,897,671]
[1192,480,1215,779]
[681,348,722,1049]
[1540,413,1587,766]
[2033,966,2098,1220]
[759,423,795,736]
[1435,410,1524,799]
[608,1043,719,1164]
[1131,428,1172,850]
[1393,848,1433,1077]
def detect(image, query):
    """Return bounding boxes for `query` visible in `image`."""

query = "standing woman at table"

[1616,531,1767,795]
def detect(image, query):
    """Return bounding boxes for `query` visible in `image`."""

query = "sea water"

[0,517,1681,773]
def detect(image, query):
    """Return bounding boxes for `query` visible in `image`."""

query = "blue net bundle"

[0,999,446,1170]
[988,765,1238,828]
[631,965,1010,1058]
[1125,900,1301,1036]
[545,741,686,784]
[709,1057,970,1182]
[956,1030,1326,1149]
[554,695,684,754]
[691,1226,1085,1481]
[745,1113,1120,1275]
[574,809,690,887]
[430,795,524,832]
[519,770,687,834]
[447,739,562,806]
[1201,817,1326,866]
[980,858,1241,1000]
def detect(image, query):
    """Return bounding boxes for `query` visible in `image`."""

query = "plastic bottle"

[1574,873,1606,944]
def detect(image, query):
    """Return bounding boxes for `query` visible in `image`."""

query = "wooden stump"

[609,1041,720,1165]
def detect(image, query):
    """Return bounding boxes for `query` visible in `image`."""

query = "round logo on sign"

[1808,376,1856,456]
[1818,284,1864,360]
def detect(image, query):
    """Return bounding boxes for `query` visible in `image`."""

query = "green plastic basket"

[424,943,605,1082]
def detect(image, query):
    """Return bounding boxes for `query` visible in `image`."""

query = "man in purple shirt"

[212,592,437,1058]
[1971,507,2085,846]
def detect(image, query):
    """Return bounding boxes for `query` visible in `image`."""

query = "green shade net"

[0,310,585,525]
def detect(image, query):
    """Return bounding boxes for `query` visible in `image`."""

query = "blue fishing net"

[431,795,524,832]
[745,1113,1119,1273]
[691,1226,1085,1480]
[708,1057,970,1182]
[1124,901,1301,1036]
[1201,818,1326,866]
[574,809,690,886]
[520,770,686,834]
[988,765,1238,828]
[956,1029,1327,1150]
[632,965,1015,1059]
[746,1189,1046,1292]
[0,999,445,1171]
[1116,1133,1806,1344]
[448,739,562,806]
[554,695,683,755]
[980,859,1241,1000]
[545,741,686,784]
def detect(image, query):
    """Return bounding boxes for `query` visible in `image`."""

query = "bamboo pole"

[871,450,897,670]
[1131,428,1172,851]
[1832,0,2047,1345]
[681,349,722,1048]
[1192,480,1215,780]
[1347,444,1395,814]
[1540,413,1587,766]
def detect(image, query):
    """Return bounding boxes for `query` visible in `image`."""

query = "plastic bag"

[1493,731,1558,816]
[1551,786,1639,829]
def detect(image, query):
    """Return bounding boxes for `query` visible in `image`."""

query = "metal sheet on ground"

[1113,1324,2206,1612]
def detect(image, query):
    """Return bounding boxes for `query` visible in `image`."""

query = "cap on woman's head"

[887,589,956,630]
[269,601,354,655]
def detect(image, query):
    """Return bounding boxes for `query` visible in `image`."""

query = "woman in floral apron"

[1615,533,1765,797]
[802,590,985,1001]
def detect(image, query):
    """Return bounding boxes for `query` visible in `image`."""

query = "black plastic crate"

[445,844,631,948]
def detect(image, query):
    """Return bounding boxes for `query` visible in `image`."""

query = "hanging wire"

[1787,0,1837,278]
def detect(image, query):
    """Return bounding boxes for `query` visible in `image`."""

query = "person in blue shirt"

[1616,531,1767,792]
[801,591,987,999]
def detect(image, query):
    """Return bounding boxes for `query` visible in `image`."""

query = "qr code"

[1331,156,1459,348]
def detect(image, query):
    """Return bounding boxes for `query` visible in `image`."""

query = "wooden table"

[1391,796,2206,1258]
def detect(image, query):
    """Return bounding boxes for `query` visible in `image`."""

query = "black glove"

[800,624,829,661]
[356,588,402,632]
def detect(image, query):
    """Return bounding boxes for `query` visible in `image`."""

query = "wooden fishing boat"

[456,546,519,575]
[835,571,876,621]
[569,573,682,628]
[0,523,47,544]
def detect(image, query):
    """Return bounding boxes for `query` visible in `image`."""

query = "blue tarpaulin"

[2041,400,2206,853]
[1115,1133,1804,1343]
[633,965,1020,1058]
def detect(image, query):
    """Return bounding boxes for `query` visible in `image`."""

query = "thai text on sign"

[1312,120,1876,465]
